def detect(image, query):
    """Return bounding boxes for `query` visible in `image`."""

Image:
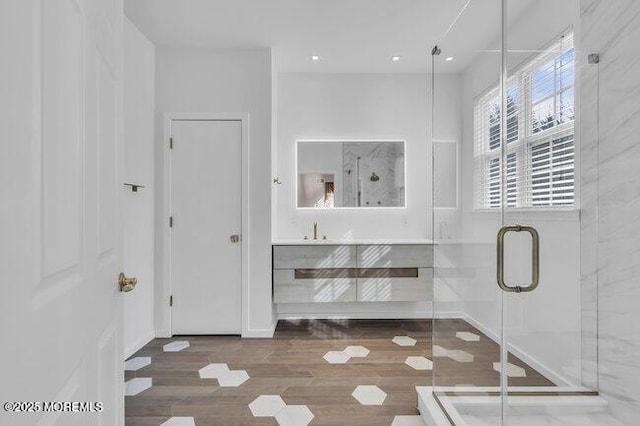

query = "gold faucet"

[313,221,318,240]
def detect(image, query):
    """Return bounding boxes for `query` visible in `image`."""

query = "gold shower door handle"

[118,272,137,292]
[497,224,540,293]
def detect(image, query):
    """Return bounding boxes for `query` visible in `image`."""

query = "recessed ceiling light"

[445,57,454,62]
[311,55,320,61]
[391,56,401,62]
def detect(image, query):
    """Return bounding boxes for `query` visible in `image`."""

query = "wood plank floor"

[125,319,554,425]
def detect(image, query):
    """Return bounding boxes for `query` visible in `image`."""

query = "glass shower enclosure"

[429,0,602,423]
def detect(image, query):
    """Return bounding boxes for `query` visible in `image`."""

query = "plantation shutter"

[473,31,574,209]
[530,133,574,206]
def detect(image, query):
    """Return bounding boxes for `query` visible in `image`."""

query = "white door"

[170,120,243,334]
[1,0,125,425]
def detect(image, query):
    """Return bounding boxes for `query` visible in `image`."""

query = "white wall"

[154,48,274,337]
[446,0,585,385]
[276,72,443,240]
[274,72,462,318]
[581,0,640,422]
[123,18,155,358]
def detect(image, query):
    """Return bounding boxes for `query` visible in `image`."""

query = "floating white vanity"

[272,239,433,303]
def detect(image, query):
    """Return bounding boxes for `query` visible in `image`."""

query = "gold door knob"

[118,272,137,292]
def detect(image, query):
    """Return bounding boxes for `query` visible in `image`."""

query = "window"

[474,31,575,209]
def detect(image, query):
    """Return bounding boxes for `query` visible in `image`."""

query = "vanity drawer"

[357,244,433,268]
[273,270,357,303]
[273,245,356,269]
[357,268,433,302]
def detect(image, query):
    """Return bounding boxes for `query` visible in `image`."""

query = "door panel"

[97,325,119,426]
[171,120,242,334]
[97,55,119,258]
[42,0,83,277]
[1,0,124,424]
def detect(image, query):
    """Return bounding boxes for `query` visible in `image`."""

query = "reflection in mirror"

[297,141,405,208]
[298,173,335,208]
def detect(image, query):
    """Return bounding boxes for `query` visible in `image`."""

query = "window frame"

[473,29,576,211]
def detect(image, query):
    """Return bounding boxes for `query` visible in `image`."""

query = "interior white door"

[1,0,125,425]
[171,120,242,334]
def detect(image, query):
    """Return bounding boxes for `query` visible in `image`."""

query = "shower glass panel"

[431,0,504,421]
[431,0,600,424]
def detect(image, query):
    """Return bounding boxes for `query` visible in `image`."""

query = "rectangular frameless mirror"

[297,140,405,208]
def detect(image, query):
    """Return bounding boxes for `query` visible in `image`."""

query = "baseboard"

[434,311,465,319]
[242,319,278,338]
[124,331,155,360]
[461,314,501,342]
[462,314,572,387]
[155,328,171,338]
[157,325,277,339]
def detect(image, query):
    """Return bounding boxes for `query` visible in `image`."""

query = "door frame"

[161,112,249,337]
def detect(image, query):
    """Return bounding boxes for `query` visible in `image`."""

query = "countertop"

[272,238,434,246]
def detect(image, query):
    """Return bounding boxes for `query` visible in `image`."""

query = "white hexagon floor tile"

[124,357,151,371]
[217,369,250,387]
[392,415,427,426]
[198,363,230,379]
[352,385,387,405]
[456,331,480,342]
[343,345,370,357]
[160,417,195,426]
[447,349,474,363]
[405,356,433,371]
[163,341,190,352]
[493,362,527,377]
[249,395,286,417]
[392,336,417,346]
[323,350,351,364]
[124,378,152,396]
[432,345,448,357]
[274,404,314,426]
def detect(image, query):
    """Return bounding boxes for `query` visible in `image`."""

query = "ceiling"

[124,0,533,73]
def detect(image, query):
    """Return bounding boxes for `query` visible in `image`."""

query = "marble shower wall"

[580,0,640,422]
[342,142,405,207]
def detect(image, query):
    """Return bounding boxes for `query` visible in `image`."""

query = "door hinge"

[169,295,173,306]
[169,137,174,149]
[169,216,173,228]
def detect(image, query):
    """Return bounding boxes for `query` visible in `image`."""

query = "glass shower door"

[430,0,600,424]
[501,0,601,423]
